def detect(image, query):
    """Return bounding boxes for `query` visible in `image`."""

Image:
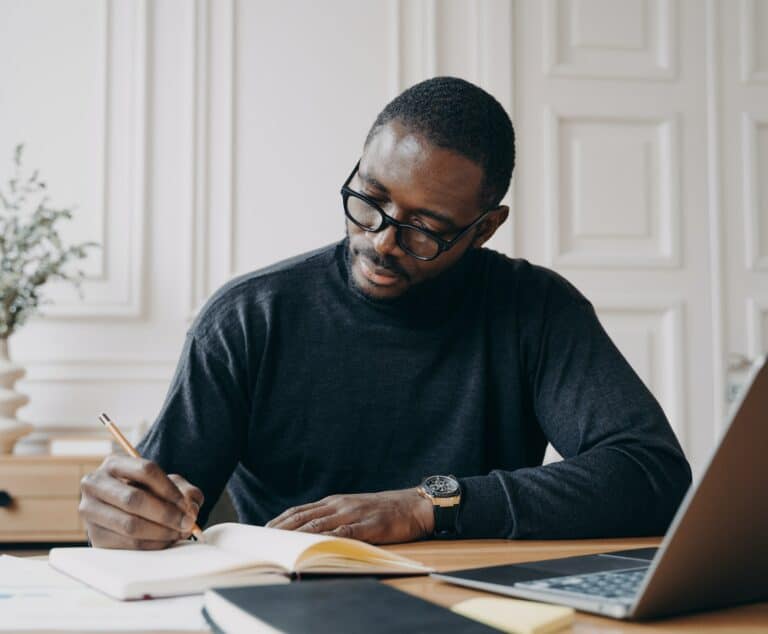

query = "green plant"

[0,145,98,339]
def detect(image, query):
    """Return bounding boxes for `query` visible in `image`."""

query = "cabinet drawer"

[0,463,81,497]
[0,497,80,532]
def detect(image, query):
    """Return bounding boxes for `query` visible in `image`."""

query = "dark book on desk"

[203,578,500,633]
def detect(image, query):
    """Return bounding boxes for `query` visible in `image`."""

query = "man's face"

[346,121,496,301]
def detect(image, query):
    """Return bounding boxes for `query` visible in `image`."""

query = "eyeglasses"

[340,160,496,261]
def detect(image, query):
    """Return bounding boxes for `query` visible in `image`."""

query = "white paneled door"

[720,1,768,426]
[511,0,716,472]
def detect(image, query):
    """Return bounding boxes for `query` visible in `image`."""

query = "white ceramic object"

[0,339,32,453]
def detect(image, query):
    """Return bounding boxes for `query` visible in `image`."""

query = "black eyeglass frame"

[340,160,498,261]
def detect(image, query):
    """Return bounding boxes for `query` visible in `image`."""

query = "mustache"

[352,245,410,281]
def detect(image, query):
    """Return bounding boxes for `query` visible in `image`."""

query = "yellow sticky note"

[451,596,574,634]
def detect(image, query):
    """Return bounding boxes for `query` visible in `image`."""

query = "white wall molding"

[387,0,401,99]
[14,359,173,444]
[42,0,148,318]
[593,295,687,444]
[478,0,516,257]
[15,359,174,440]
[740,0,768,83]
[704,0,728,439]
[741,112,768,271]
[188,0,237,320]
[424,0,438,77]
[189,0,209,317]
[746,296,768,358]
[20,360,176,384]
[544,108,681,269]
[393,0,437,92]
[542,0,677,81]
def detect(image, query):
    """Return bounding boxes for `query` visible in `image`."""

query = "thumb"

[168,473,204,516]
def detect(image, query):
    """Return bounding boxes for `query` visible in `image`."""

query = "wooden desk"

[4,537,767,633]
[0,455,103,542]
[385,537,768,633]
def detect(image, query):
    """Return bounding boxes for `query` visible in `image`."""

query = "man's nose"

[371,222,402,258]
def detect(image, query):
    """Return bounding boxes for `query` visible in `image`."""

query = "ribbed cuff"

[457,473,514,539]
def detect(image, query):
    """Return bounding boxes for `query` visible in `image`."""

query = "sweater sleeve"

[457,300,692,539]
[136,332,249,527]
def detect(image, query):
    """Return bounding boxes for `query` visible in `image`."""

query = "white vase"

[0,339,32,453]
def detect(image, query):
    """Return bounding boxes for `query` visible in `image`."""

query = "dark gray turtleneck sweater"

[138,240,691,538]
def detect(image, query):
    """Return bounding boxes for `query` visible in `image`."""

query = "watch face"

[424,475,460,497]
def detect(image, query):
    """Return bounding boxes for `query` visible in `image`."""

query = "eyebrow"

[358,169,459,231]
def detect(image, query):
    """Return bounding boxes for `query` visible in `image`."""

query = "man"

[79,77,691,549]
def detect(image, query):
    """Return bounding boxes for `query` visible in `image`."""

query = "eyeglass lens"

[345,195,440,259]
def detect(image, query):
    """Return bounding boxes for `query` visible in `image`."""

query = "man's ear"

[471,205,509,248]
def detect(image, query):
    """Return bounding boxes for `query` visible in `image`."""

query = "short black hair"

[365,76,515,208]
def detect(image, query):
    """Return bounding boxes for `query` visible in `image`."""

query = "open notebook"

[49,523,431,600]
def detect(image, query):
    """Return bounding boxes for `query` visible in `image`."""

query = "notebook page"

[49,540,281,600]
[203,523,430,573]
[203,523,336,571]
[1,557,207,632]
[297,539,432,572]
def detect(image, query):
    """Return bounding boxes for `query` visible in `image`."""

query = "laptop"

[433,356,768,620]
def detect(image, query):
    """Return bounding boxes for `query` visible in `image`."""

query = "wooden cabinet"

[0,455,103,542]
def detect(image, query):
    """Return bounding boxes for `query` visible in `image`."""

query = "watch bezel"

[420,474,461,499]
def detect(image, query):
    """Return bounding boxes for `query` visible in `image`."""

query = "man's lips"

[358,257,402,286]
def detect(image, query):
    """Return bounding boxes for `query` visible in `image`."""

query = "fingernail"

[180,513,195,531]
[188,501,200,516]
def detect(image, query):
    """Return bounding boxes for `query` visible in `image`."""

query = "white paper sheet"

[0,555,208,632]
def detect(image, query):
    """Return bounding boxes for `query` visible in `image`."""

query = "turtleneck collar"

[335,238,477,328]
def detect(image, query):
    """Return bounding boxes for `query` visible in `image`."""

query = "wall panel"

[0,0,147,318]
[543,0,676,79]
[742,114,768,271]
[740,0,768,83]
[545,110,680,268]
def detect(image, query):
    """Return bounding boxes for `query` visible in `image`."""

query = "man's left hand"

[266,488,435,544]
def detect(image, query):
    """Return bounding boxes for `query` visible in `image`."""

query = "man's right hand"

[79,455,203,550]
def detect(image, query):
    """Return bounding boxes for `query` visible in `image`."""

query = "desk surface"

[385,537,768,633]
[5,537,768,633]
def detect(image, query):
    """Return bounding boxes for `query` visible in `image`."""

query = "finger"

[267,499,329,527]
[296,512,356,534]
[82,471,196,535]
[321,523,364,540]
[101,455,187,512]
[86,522,173,551]
[168,474,204,514]
[269,503,334,530]
[80,491,187,543]
[266,500,330,529]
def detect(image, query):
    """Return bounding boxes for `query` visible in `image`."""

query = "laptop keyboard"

[516,567,647,603]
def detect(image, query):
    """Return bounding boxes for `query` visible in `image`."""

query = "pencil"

[98,412,204,542]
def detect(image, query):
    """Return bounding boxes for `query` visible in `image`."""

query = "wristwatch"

[417,475,462,538]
